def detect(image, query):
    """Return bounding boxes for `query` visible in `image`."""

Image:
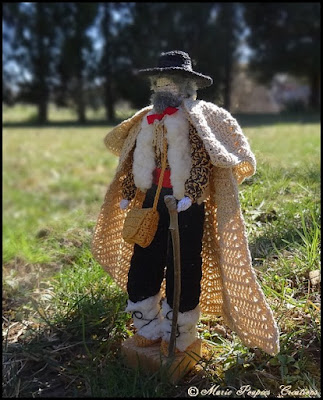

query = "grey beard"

[150,91,184,113]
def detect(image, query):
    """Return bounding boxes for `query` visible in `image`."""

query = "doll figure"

[92,51,280,356]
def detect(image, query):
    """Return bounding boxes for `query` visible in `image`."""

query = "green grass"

[3,104,321,397]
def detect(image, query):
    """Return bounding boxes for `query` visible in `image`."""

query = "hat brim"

[137,67,213,89]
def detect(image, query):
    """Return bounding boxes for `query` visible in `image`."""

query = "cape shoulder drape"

[92,99,280,356]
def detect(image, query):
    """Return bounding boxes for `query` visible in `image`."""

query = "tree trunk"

[76,80,86,124]
[223,53,232,111]
[38,94,48,124]
[105,79,116,121]
[102,4,116,122]
[77,98,86,123]
[309,72,320,110]
[74,5,87,124]
[36,3,48,124]
[75,46,86,122]
[222,4,234,111]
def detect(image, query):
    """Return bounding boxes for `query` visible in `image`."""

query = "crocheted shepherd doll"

[92,51,280,357]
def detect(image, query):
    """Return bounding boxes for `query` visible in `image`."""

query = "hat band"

[158,57,192,70]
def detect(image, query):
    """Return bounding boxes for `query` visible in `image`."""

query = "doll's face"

[153,76,180,95]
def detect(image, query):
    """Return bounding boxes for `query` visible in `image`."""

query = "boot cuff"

[126,292,162,314]
[161,299,200,326]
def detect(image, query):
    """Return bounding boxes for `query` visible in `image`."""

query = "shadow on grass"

[249,204,320,266]
[249,222,302,264]
[3,260,321,397]
[245,165,320,264]
[3,112,320,129]
[4,286,321,398]
[2,289,175,398]
[3,291,124,397]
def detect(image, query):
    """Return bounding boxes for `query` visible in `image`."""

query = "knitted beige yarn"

[92,99,280,356]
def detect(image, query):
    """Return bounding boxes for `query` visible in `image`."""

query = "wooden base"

[121,336,202,383]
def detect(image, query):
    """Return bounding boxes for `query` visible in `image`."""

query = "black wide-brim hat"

[137,50,213,89]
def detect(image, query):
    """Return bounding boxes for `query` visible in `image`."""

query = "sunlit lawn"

[3,105,321,397]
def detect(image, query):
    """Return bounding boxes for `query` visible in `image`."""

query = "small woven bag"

[122,137,168,248]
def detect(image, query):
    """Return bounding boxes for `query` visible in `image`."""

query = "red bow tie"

[147,107,178,124]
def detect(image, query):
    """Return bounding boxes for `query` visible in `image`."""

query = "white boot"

[160,299,200,353]
[125,292,162,342]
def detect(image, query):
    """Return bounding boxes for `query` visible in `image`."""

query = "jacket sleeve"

[183,100,256,184]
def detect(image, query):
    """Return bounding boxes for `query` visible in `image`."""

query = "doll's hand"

[120,199,130,210]
[177,197,192,212]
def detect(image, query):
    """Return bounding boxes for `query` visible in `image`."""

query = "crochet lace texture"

[92,100,279,356]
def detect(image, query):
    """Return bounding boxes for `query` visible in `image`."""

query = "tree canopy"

[243,2,320,109]
[2,2,320,123]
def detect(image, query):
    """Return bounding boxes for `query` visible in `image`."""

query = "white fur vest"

[132,107,192,200]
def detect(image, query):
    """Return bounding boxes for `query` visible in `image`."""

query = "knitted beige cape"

[92,99,280,356]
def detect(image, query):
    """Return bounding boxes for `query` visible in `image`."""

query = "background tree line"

[3,2,320,124]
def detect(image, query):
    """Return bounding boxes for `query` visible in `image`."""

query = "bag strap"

[152,136,168,211]
[133,135,168,210]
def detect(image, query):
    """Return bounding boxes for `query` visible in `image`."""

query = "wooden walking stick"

[164,195,181,358]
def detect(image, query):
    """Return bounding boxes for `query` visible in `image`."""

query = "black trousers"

[127,184,204,313]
